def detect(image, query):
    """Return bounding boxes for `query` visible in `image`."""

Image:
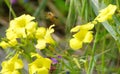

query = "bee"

[46,12,58,23]
[46,12,65,37]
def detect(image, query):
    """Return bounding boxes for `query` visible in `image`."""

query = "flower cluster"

[0,14,54,74]
[69,4,117,50]
[0,14,55,50]
[0,4,117,74]
[0,53,52,74]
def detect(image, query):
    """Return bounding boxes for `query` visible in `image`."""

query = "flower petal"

[70,26,81,32]
[37,67,48,74]
[45,25,55,44]
[73,30,88,41]
[71,22,94,32]
[69,38,82,50]
[35,39,46,50]
[83,31,93,43]
[35,27,46,39]
[43,58,52,69]
[95,4,117,22]
[14,59,24,69]
[0,41,10,49]
[79,22,94,30]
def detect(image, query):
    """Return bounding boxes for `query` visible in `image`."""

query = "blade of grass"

[101,34,106,74]
[102,21,117,40]
[87,26,99,74]
[33,0,47,18]
[4,0,16,18]
[113,16,120,35]
[65,0,78,37]
[113,16,120,51]
[116,0,120,9]
[81,0,86,18]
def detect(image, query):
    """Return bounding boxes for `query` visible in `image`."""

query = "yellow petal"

[69,38,82,50]
[0,41,10,49]
[26,22,37,38]
[95,4,117,22]
[6,29,18,40]
[45,25,55,44]
[35,39,46,50]
[44,33,55,44]
[8,39,18,47]
[48,24,55,33]
[26,22,37,33]
[10,54,23,69]
[35,27,46,39]
[14,59,24,69]
[71,22,94,32]
[29,60,42,74]
[30,53,43,58]
[37,67,49,74]
[12,70,20,74]
[43,58,52,69]
[9,20,16,29]
[25,14,35,22]
[1,61,11,73]
[83,31,93,43]
[14,28,26,38]
[14,14,35,27]
[1,71,12,74]
[14,15,27,27]
[79,22,94,30]
[73,30,88,41]
[1,54,23,74]
[70,26,81,32]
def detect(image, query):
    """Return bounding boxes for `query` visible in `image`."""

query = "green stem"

[102,35,105,74]
[116,40,120,52]
[116,0,120,9]
[87,26,99,74]
[4,0,16,18]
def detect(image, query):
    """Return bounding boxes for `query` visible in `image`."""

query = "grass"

[0,0,120,74]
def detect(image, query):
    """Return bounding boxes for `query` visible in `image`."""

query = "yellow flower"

[0,54,23,74]
[45,25,55,44]
[0,39,18,49]
[29,53,52,74]
[35,25,55,50]
[0,41,10,49]
[95,4,117,22]
[8,14,36,38]
[69,22,94,50]
[6,28,18,40]
[36,39,46,49]
[25,21,37,38]
[35,27,46,39]
[8,39,18,47]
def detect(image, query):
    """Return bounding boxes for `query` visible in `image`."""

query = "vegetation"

[0,0,120,74]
